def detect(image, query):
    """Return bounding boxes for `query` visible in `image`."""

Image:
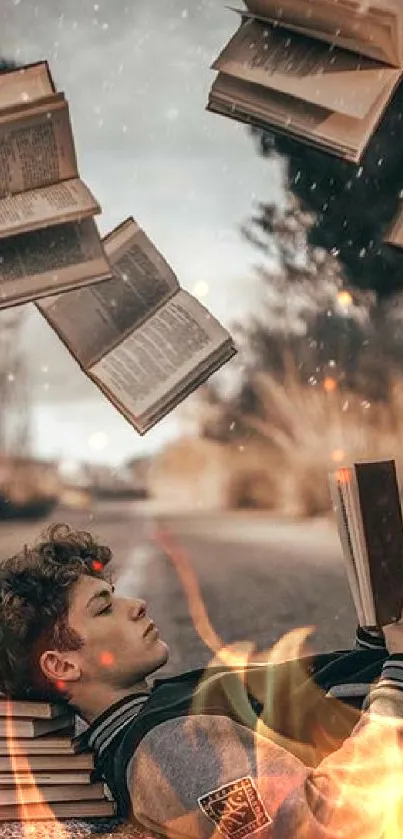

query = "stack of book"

[208,0,403,164]
[0,60,111,311]
[0,696,115,822]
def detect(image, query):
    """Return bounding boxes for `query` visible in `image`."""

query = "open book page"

[0,218,111,309]
[0,179,100,239]
[36,218,180,369]
[0,97,77,199]
[104,216,179,308]
[329,471,366,625]
[243,0,401,65]
[89,289,234,427]
[208,72,398,161]
[137,342,237,432]
[214,19,401,119]
[0,61,55,110]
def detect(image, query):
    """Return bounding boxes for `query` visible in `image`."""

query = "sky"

[0,0,284,465]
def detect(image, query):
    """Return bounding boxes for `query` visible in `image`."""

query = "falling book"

[329,459,403,627]
[208,0,403,162]
[0,60,112,308]
[36,217,237,435]
[0,715,73,739]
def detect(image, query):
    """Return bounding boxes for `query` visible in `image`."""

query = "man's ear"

[39,650,82,686]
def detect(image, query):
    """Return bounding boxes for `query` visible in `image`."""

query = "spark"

[337,290,353,307]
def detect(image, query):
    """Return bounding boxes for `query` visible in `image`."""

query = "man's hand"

[383,610,403,654]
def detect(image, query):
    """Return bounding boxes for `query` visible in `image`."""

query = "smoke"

[255,82,403,297]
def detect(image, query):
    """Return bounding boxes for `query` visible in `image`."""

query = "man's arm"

[128,648,403,839]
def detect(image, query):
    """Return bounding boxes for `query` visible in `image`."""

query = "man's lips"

[143,620,157,637]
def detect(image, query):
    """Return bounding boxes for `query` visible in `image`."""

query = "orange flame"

[152,528,403,839]
[153,528,345,764]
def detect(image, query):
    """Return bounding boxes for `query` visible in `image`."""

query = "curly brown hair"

[0,523,113,702]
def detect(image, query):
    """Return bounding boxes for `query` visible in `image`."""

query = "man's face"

[65,575,169,689]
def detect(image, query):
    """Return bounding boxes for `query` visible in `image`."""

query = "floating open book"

[329,459,403,627]
[208,0,403,163]
[0,60,111,308]
[36,217,237,435]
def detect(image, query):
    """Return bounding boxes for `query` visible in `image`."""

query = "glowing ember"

[99,650,114,667]
[337,290,353,307]
[323,377,337,393]
[91,560,104,572]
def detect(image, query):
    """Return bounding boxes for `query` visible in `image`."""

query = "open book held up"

[208,0,403,163]
[330,459,403,627]
[36,217,237,435]
[0,61,111,308]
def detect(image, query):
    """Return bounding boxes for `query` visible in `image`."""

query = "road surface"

[0,503,356,678]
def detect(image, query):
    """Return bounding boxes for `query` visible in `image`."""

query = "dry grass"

[149,373,403,517]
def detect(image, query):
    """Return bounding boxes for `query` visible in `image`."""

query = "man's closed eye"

[98,603,113,616]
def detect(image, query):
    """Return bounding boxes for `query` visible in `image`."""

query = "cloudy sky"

[1,0,283,465]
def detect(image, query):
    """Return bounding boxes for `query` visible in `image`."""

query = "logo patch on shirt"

[198,775,272,838]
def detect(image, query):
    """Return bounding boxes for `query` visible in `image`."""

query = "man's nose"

[129,599,147,620]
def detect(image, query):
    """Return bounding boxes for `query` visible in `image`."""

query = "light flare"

[331,448,346,463]
[337,290,353,307]
[99,650,115,667]
[323,377,337,393]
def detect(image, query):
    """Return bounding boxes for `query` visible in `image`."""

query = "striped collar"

[75,691,150,758]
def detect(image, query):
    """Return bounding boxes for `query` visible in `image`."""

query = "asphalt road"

[0,503,357,678]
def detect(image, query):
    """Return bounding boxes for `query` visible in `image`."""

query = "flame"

[153,528,340,764]
[153,527,403,839]
[5,700,70,836]
[337,466,351,485]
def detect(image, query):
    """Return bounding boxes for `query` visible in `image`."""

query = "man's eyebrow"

[85,588,113,611]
